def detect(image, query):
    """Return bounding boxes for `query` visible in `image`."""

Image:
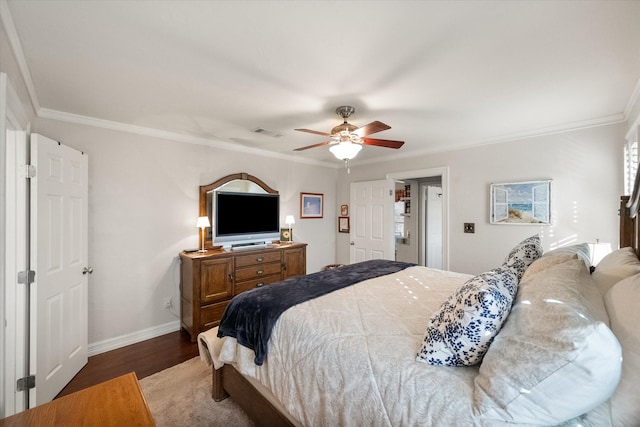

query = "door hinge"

[17,375,35,391]
[20,164,36,179]
[17,270,36,284]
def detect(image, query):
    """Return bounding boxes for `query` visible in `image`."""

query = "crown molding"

[355,113,627,167]
[1,0,40,114]
[38,108,336,168]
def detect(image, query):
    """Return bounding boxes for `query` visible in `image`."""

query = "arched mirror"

[199,173,278,249]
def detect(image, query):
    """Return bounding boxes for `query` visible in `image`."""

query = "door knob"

[82,267,94,275]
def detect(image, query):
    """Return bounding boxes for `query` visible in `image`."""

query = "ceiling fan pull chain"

[345,159,351,174]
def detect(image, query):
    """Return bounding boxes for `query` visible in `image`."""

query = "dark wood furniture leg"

[212,364,295,426]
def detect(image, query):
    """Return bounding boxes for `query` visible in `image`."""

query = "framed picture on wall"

[338,216,350,233]
[340,204,349,216]
[280,228,292,242]
[300,193,324,218]
[490,179,552,225]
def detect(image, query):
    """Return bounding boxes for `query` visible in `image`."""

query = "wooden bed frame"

[212,187,640,426]
[620,164,640,255]
[212,363,295,426]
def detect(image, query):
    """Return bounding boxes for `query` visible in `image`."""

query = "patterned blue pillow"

[416,267,518,366]
[503,235,543,282]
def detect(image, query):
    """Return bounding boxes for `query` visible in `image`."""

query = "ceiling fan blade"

[294,128,332,137]
[361,138,405,149]
[353,121,391,137]
[293,141,332,151]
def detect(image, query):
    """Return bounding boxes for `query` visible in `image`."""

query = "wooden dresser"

[180,242,307,341]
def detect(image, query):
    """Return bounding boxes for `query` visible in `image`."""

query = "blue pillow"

[417,267,518,366]
[503,235,543,282]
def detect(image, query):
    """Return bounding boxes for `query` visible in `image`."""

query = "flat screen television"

[214,191,280,246]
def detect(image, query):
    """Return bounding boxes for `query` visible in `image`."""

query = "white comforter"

[211,266,485,426]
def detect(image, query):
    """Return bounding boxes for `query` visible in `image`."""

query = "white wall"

[336,123,625,275]
[31,118,338,348]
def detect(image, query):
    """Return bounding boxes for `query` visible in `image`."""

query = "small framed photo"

[340,204,349,216]
[300,193,324,218]
[280,228,292,242]
[490,179,551,225]
[338,216,350,233]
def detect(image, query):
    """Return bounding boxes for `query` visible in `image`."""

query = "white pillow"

[541,242,591,267]
[416,267,518,366]
[474,259,622,425]
[592,247,640,295]
[521,252,577,282]
[604,273,640,427]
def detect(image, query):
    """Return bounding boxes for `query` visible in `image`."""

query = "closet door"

[30,134,89,406]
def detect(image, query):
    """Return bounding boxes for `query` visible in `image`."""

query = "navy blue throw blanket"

[217,259,415,365]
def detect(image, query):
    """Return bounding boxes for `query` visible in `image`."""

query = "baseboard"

[88,320,181,357]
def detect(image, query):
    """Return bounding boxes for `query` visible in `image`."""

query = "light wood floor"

[56,329,199,398]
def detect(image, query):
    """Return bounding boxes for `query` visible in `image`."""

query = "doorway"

[2,72,30,417]
[387,168,449,270]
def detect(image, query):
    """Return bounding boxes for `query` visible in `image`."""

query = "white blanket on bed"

[203,265,615,426]
[211,266,486,426]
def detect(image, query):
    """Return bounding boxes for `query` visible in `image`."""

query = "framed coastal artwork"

[490,180,551,225]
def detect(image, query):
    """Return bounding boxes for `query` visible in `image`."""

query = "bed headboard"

[620,168,640,256]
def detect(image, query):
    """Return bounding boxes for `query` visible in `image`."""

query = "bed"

[197,189,640,426]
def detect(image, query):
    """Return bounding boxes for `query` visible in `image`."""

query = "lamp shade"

[329,142,362,160]
[589,241,612,265]
[197,216,210,228]
[285,215,295,226]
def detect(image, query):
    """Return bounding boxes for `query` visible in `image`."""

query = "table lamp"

[197,216,210,253]
[285,215,295,243]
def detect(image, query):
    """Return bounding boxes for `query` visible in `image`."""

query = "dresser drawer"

[200,300,230,330]
[234,251,282,267]
[235,262,282,281]
[235,274,282,295]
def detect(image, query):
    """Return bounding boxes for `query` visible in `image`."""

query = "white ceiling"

[5,0,640,166]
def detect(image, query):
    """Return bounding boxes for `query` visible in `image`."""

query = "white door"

[425,185,443,269]
[30,134,88,405]
[350,180,395,263]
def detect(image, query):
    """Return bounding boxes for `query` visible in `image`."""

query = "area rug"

[139,357,254,426]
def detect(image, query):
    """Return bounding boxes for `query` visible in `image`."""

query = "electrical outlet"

[464,222,475,233]
[164,297,173,309]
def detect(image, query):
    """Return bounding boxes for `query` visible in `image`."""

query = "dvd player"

[230,241,269,251]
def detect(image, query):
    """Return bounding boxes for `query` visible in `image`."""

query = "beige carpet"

[139,357,254,426]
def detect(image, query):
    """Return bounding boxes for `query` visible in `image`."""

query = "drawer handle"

[256,257,264,262]
[256,270,264,275]
[256,282,265,288]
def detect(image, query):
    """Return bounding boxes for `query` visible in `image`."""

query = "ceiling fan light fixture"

[329,141,362,160]
[332,122,358,135]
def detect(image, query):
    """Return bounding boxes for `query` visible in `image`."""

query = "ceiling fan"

[293,106,405,161]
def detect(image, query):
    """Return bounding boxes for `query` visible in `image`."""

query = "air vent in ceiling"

[252,128,283,138]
